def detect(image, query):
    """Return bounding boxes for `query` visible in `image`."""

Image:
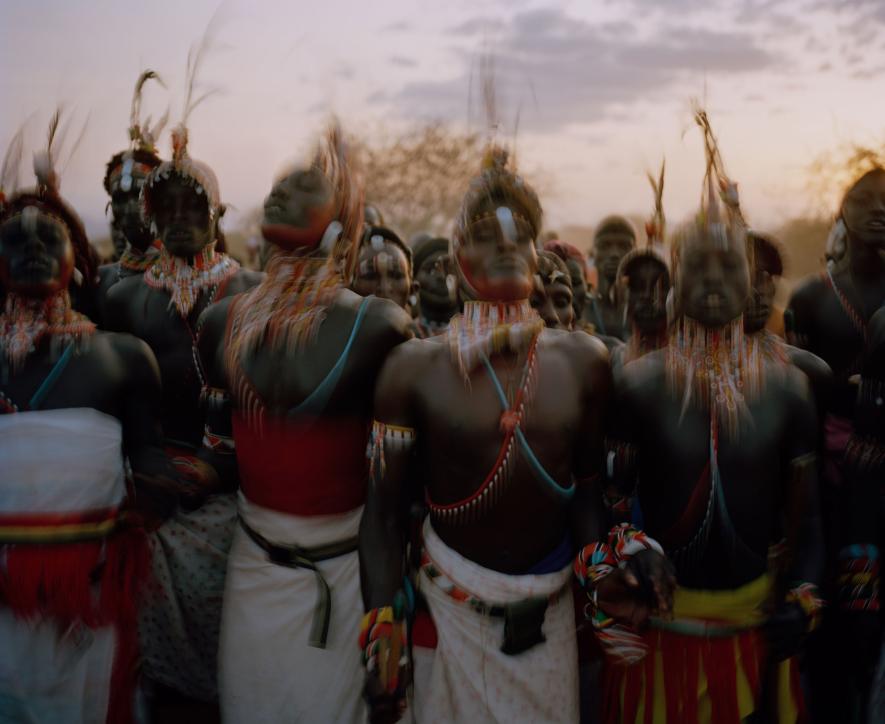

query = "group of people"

[0,64,883,724]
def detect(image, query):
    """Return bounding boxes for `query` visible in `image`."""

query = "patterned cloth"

[138,492,237,701]
[417,519,578,723]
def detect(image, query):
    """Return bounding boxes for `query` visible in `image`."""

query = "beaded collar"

[144,243,239,317]
[226,248,342,374]
[446,300,543,380]
[666,316,775,439]
[0,291,95,373]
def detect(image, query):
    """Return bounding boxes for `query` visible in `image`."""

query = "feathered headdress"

[143,27,222,220]
[452,55,542,298]
[617,159,670,286]
[104,70,166,194]
[1,111,97,293]
[671,105,751,282]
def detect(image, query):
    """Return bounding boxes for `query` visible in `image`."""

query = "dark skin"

[530,273,575,330]
[360,198,619,722]
[585,231,634,340]
[565,257,588,318]
[787,170,885,418]
[97,170,156,322]
[611,257,670,379]
[104,176,262,451]
[351,240,416,311]
[415,249,457,324]
[0,211,177,526]
[197,170,413,489]
[613,237,824,658]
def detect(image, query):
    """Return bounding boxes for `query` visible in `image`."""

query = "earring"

[408,294,418,307]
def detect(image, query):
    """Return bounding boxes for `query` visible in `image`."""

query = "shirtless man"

[96,70,165,319]
[787,169,885,722]
[0,136,176,723]
[197,126,412,723]
[411,235,457,338]
[585,216,636,341]
[104,121,260,715]
[350,225,416,311]
[360,147,612,723]
[530,249,575,330]
[598,121,823,721]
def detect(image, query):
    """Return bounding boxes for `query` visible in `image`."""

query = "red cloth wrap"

[0,522,150,724]
[601,626,805,724]
[232,412,368,516]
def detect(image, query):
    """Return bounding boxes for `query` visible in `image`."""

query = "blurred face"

[457,205,537,301]
[416,249,455,307]
[111,181,153,252]
[530,274,574,330]
[842,170,885,249]
[595,232,635,284]
[678,237,750,328]
[351,239,412,309]
[626,259,669,334]
[0,207,75,297]
[565,257,588,316]
[744,260,777,334]
[151,177,213,257]
[263,168,333,230]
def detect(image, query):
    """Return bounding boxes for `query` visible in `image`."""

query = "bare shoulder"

[544,327,610,372]
[785,344,832,386]
[619,348,667,399]
[92,329,160,381]
[342,290,414,345]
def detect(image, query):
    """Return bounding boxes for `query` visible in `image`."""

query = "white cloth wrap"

[418,519,579,724]
[0,408,125,724]
[0,407,125,513]
[219,492,366,724]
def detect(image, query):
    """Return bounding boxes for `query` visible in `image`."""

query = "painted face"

[111,178,153,252]
[150,176,213,257]
[842,170,885,249]
[0,207,75,297]
[625,258,669,334]
[744,257,777,334]
[530,274,575,330]
[457,205,537,301]
[678,234,750,328]
[595,232,635,284]
[416,249,455,306]
[351,238,412,309]
[564,258,588,316]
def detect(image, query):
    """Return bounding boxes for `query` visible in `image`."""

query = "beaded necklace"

[144,243,239,318]
[0,291,95,375]
[446,300,544,380]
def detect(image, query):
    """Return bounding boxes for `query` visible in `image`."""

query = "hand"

[762,602,808,661]
[595,550,676,629]
[364,665,410,724]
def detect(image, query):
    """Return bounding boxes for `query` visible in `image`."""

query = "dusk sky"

[2,0,885,240]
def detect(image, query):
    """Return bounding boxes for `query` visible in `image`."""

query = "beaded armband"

[367,420,417,481]
[785,582,824,633]
[203,426,235,455]
[573,524,665,665]
[845,435,885,473]
[605,438,638,481]
[359,600,409,694]
[838,544,880,613]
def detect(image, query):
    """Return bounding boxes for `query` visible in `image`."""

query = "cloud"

[446,17,507,36]
[390,55,417,68]
[376,8,777,131]
[381,21,412,32]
